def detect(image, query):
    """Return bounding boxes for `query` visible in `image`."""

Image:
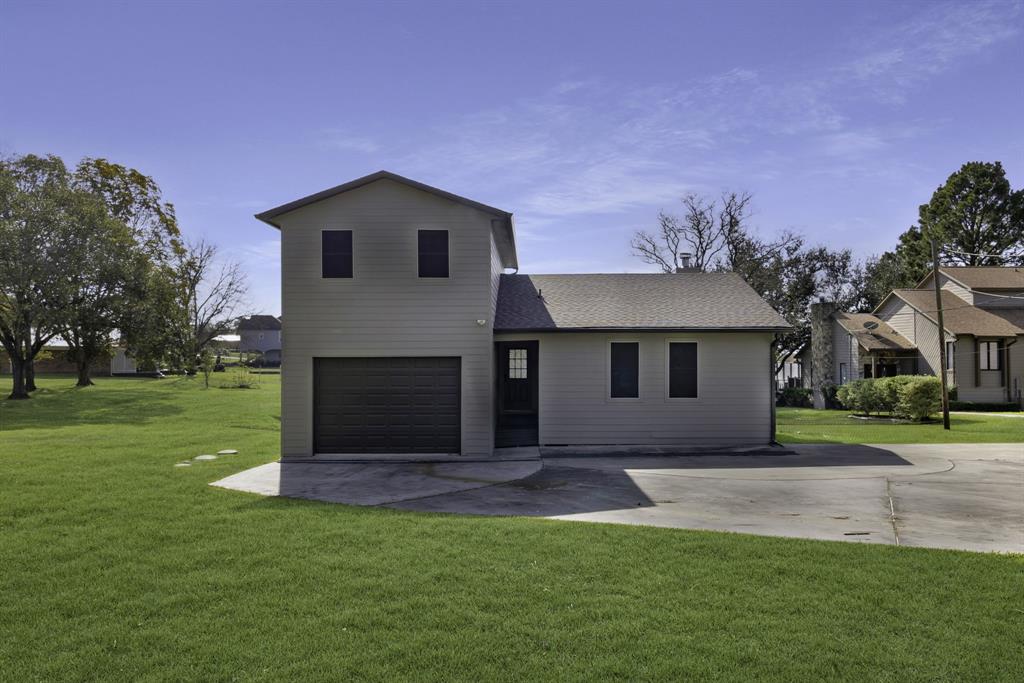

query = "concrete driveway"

[212,443,1024,553]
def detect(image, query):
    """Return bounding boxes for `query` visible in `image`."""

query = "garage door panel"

[314,357,460,453]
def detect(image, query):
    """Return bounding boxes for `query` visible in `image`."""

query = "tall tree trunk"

[75,350,94,387]
[25,358,37,392]
[8,357,29,399]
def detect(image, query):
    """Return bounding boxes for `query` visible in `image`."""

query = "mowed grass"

[778,407,1024,444]
[1,377,1022,682]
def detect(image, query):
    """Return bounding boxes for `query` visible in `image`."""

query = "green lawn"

[777,407,1024,444]
[2,377,1022,681]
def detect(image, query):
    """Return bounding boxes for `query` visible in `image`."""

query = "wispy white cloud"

[317,128,379,154]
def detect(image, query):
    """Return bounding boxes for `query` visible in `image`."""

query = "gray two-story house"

[256,171,790,458]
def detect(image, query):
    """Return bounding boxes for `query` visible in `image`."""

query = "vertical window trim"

[665,339,700,400]
[321,228,353,279]
[416,228,450,279]
[607,339,641,400]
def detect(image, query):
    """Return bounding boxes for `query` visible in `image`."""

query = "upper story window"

[418,230,449,278]
[668,342,698,398]
[979,341,1000,370]
[322,230,353,278]
[609,342,639,398]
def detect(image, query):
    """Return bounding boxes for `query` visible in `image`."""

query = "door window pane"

[508,348,527,379]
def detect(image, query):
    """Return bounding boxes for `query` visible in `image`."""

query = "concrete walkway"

[211,443,1024,553]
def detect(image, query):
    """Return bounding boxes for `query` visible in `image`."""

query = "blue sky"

[2,0,1022,315]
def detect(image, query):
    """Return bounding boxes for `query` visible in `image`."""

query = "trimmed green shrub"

[876,375,915,415]
[949,401,1021,412]
[897,376,943,421]
[837,379,882,415]
[777,387,812,408]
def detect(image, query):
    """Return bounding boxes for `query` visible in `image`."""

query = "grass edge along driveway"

[1,376,1022,681]
[776,407,1024,444]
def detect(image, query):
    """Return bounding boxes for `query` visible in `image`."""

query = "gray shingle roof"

[833,312,916,351]
[494,273,791,331]
[890,289,1023,337]
[237,315,282,331]
[940,266,1024,290]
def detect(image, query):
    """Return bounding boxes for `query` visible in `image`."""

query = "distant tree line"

[0,153,248,399]
[632,161,1024,371]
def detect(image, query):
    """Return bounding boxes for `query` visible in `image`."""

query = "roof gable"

[254,170,518,269]
[882,289,1023,337]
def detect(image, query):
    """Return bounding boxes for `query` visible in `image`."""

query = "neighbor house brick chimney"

[810,301,838,409]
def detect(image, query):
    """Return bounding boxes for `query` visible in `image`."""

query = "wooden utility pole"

[932,239,951,430]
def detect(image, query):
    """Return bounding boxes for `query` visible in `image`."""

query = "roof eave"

[493,325,793,333]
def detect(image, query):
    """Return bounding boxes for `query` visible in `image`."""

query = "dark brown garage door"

[314,357,460,454]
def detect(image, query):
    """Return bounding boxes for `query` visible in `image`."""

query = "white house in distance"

[255,171,790,458]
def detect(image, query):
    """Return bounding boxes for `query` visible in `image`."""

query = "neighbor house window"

[322,230,353,278]
[610,342,639,398]
[418,230,449,278]
[979,341,1000,370]
[668,342,698,398]
[839,363,848,385]
[945,341,955,371]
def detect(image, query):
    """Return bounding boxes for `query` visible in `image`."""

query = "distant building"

[237,315,282,362]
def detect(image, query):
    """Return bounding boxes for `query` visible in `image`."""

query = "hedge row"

[836,376,943,421]
[949,401,1021,412]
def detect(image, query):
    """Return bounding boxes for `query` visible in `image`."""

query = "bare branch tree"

[177,239,248,370]
[631,193,727,272]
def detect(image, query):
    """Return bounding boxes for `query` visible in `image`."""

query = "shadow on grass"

[0,378,185,430]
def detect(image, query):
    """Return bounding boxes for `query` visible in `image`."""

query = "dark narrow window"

[668,342,698,398]
[979,341,1000,370]
[322,230,353,278]
[418,230,449,278]
[839,363,848,385]
[945,341,955,371]
[610,342,639,398]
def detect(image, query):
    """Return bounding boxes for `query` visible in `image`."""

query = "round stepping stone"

[174,462,191,468]
[194,454,218,461]
[217,449,238,455]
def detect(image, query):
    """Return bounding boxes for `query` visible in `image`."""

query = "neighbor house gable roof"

[254,170,518,269]
[494,272,791,331]
[878,289,1023,337]
[833,312,915,351]
[917,266,1024,292]
[237,315,282,331]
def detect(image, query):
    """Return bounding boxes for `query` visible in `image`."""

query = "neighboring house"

[808,266,1024,407]
[775,349,803,389]
[1,340,110,376]
[237,315,282,362]
[256,170,790,458]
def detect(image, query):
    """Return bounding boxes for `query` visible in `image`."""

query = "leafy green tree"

[75,159,187,372]
[879,161,1024,287]
[0,154,77,399]
[57,191,141,386]
[74,158,182,260]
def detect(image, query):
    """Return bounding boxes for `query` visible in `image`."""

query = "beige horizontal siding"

[277,179,496,457]
[495,331,774,446]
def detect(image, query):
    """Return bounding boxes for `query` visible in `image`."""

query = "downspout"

[1005,338,1017,404]
[770,336,777,442]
